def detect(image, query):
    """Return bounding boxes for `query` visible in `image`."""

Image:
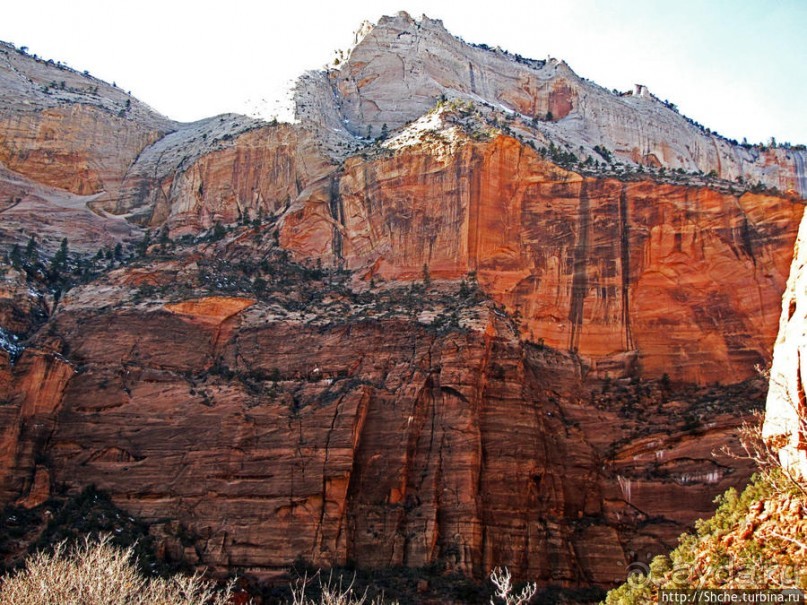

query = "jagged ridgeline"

[0,10,805,601]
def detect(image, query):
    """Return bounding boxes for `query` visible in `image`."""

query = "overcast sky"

[3,0,805,144]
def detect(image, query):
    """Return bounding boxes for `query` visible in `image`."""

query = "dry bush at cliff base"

[289,571,400,605]
[0,531,545,605]
[727,409,807,499]
[288,566,538,605]
[0,535,235,605]
[727,363,807,499]
[488,567,536,605]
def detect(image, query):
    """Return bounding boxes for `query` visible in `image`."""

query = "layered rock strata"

[280,126,803,384]
[302,12,807,195]
[0,273,760,585]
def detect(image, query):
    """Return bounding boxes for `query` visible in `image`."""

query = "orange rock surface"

[0,290,759,584]
[165,296,255,323]
[0,345,74,503]
[0,105,165,198]
[281,134,803,384]
[145,125,335,234]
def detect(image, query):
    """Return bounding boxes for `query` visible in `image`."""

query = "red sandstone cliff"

[0,259,763,585]
[0,12,804,594]
[278,120,802,384]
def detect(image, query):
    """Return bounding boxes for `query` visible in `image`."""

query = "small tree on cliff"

[50,237,69,273]
[211,221,226,242]
[459,278,470,298]
[9,243,22,268]
[137,229,151,255]
[24,235,38,264]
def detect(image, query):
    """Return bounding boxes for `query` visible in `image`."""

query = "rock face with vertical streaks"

[281,126,802,384]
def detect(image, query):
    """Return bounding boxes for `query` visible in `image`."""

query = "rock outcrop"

[303,12,807,195]
[0,41,173,201]
[147,124,334,234]
[763,209,807,478]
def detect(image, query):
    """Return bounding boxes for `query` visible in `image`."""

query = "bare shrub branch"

[0,534,236,605]
[289,570,399,605]
[489,566,537,605]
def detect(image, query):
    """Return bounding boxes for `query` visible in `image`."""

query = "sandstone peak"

[0,40,172,131]
[295,13,806,197]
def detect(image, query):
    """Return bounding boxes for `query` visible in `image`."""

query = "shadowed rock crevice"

[619,184,634,351]
[568,181,590,353]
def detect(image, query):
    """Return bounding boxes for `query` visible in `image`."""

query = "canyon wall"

[0,11,805,592]
[0,282,759,585]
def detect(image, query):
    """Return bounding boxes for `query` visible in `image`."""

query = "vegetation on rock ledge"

[605,468,807,603]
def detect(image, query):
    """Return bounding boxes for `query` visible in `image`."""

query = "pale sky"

[2,0,805,144]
